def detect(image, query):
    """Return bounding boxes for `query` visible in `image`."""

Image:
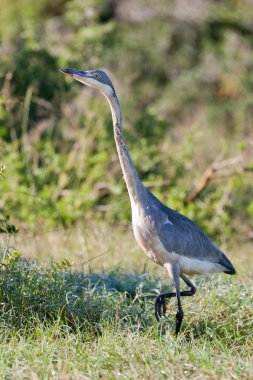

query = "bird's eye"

[94,73,101,79]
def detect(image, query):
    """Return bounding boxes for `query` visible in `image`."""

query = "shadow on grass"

[1,254,246,343]
[0,254,169,335]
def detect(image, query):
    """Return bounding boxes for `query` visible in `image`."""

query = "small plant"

[0,165,18,234]
[0,213,18,234]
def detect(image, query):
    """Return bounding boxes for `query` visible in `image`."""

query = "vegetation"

[0,0,252,378]
[0,249,252,379]
[0,0,252,237]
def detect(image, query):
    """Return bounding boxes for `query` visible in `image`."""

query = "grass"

[0,225,252,379]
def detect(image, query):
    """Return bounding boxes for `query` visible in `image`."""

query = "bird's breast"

[131,202,169,266]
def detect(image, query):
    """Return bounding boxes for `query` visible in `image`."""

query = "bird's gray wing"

[148,190,234,271]
[157,209,220,261]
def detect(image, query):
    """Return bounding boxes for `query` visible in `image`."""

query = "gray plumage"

[148,190,235,273]
[60,68,236,334]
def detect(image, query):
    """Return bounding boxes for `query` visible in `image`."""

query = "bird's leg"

[175,279,184,335]
[154,289,184,334]
[154,269,196,335]
[154,293,168,320]
[155,291,176,321]
[181,274,196,296]
[154,276,196,321]
[155,263,181,323]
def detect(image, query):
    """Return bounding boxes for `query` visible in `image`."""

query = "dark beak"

[59,68,86,77]
[59,68,74,77]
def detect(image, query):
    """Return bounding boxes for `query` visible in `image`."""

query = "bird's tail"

[219,252,236,275]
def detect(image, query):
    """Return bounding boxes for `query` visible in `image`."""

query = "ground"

[0,223,252,379]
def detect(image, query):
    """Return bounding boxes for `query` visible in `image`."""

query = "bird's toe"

[154,294,167,321]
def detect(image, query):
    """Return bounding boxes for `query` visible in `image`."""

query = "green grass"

[0,242,252,380]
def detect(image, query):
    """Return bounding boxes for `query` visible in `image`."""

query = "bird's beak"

[59,68,86,77]
[59,68,74,77]
[59,68,98,89]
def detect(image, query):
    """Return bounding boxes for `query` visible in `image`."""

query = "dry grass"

[11,222,249,274]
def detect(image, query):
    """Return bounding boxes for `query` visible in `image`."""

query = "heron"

[59,68,236,334]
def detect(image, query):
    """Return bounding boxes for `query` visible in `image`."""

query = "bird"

[59,68,236,335]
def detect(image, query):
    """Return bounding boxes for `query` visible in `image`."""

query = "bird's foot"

[175,309,184,336]
[154,294,167,321]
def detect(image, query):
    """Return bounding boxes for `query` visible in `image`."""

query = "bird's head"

[59,68,115,98]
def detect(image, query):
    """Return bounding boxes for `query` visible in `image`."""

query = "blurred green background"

[0,0,252,243]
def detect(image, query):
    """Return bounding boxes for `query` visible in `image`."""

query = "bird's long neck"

[105,92,146,203]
